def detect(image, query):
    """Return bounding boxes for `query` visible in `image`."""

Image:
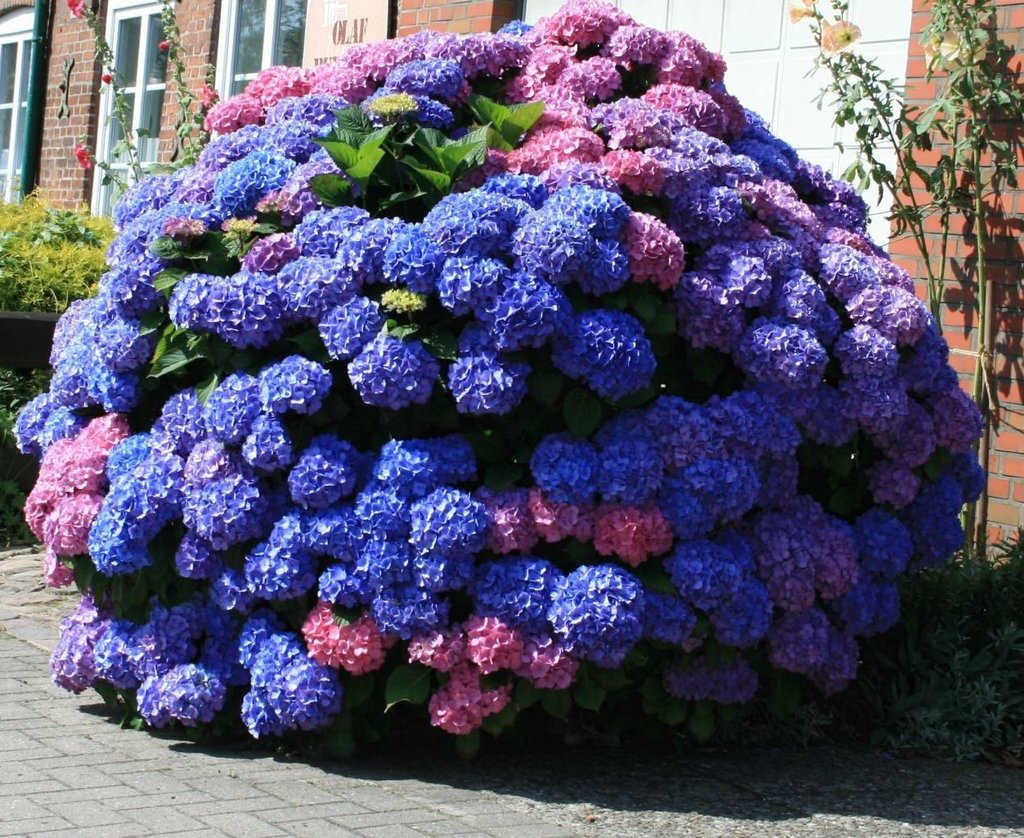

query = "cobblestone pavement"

[2,545,1022,837]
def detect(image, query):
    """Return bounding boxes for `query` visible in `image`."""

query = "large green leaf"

[317,140,360,169]
[346,147,386,188]
[384,664,431,711]
[563,387,603,437]
[309,174,354,207]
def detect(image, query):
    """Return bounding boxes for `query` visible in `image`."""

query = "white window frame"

[91,0,168,215]
[216,0,309,98]
[0,8,34,203]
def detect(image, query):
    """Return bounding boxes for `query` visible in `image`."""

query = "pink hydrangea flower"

[407,629,466,672]
[642,84,730,138]
[245,66,311,108]
[44,548,75,588]
[528,488,594,543]
[554,57,622,102]
[538,0,632,49]
[507,127,604,175]
[602,25,672,68]
[204,94,264,135]
[480,488,540,555]
[513,635,580,690]
[307,64,376,101]
[462,615,524,674]
[301,602,387,675]
[623,211,685,290]
[42,493,103,557]
[592,504,674,567]
[602,150,666,196]
[427,662,511,735]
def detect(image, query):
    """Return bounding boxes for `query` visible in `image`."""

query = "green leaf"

[406,164,452,193]
[828,485,863,517]
[571,679,606,712]
[345,673,376,708]
[309,174,354,208]
[563,387,603,437]
[504,101,546,138]
[334,105,374,136]
[540,689,572,720]
[153,268,186,298]
[454,730,480,760]
[149,235,184,260]
[323,726,356,759]
[421,330,458,361]
[195,373,220,406]
[468,93,507,127]
[484,462,523,491]
[386,323,421,340]
[149,326,206,378]
[527,370,564,407]
[346,147,386,187]
[514,679,540,709]
[317,140,360,169]
[384,664,431,711]
[687,701,716,743]
[767,672,802,720]
[657,699,688,727]
[73,558,94,592]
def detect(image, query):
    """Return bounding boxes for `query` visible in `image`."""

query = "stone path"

[2,545,1022,837]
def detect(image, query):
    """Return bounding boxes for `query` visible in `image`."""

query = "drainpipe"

[19,0,48,199]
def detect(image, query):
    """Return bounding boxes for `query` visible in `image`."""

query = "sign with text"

[302,0,392,67]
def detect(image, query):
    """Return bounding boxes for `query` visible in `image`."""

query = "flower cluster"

[33,0,981,745]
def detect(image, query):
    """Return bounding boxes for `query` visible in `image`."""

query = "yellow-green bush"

[0,198,113,313]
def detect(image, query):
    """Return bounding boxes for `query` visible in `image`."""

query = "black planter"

[0,311,59,368]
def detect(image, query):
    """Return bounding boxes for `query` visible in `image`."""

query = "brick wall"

[396,0,517,36]
[891,0,1024,542]
[36,0,102,207]
[34,0,220,206]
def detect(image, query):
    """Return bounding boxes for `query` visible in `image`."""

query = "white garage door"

[522,0,913,246]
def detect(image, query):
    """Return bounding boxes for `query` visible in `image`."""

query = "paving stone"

[0,817,76,836]
[358,825,440,838]
[283,820,362,837]
[201,811,289,837]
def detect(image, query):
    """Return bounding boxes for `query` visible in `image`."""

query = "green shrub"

[0,478,31,546]
[0,197,113,313]
[835,538,1024,760]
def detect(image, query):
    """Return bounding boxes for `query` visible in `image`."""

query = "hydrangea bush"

[19,0,983,751]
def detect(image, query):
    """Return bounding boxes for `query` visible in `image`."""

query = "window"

[0,8,33,203]
[216,0,308,97]
[92,0,168,215]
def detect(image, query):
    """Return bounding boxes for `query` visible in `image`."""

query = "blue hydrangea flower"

[548,564,645,668]
[472,557,562,632]
[552,309,656,401]
[258,356,333,415]
[288,435,362,509]
[348,334,440,410]
[530,433,600,505]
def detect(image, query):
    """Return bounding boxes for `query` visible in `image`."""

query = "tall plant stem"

[970,151,993,557]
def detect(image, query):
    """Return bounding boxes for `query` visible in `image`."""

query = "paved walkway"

[2,545,1022,837]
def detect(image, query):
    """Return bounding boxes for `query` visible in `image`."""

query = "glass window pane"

[115,17,142,86]
[233,0,268,80]
[274,0,307,67]
[17,38,30,101]
[0,108,11,169]
[109,91,135,162]
[138,88,164,162]
[0,44,15,104]
[143,13,168,85]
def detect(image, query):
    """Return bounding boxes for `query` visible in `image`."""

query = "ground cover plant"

[18,0,983,754]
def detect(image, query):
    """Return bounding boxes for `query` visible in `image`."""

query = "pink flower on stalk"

[787,0,816,24]
[158,40,170,52]
[199,83,219,109]
[820,20,862,56]
[67,0,86,19]
[72,142,92,170]
[101,72,112,85]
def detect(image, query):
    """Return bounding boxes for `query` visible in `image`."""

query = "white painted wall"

[522,0,914,245]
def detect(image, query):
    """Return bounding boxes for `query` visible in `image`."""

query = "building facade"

[1,0,1022,538]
